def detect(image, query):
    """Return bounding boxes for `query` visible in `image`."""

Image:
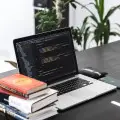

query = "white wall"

[0,0,34,61]
[1,0,120,59]
[70,0,120,50]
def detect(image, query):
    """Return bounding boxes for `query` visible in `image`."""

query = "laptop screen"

[14,28,78,84]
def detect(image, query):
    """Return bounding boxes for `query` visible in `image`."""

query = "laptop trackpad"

[56,88,96,110]
[69,87,97,100]
[56,93,80,110]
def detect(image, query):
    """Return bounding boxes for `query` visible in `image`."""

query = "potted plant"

[74,0,120,46]
[71,17,91,50]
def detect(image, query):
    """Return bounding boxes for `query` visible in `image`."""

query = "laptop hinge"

[48,74,78,87]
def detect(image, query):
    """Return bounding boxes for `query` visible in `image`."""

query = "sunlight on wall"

[0,0,34,60]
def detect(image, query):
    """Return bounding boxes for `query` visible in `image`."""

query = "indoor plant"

[35,9,58,32]
[35,0,78,32]
[71,17,90,50]
[74,0,120,46]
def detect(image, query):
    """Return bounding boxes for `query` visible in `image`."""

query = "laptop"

[13,27,116,110]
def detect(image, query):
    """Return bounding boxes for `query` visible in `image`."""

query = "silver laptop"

[13,27,116,110]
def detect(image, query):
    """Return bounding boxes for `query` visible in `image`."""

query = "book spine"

[0,102,27,120]
[0,84,28,98]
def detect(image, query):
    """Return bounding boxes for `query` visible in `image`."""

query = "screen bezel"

[13,27,79,85]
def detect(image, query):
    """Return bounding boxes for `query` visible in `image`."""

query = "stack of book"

[0,73,58,120]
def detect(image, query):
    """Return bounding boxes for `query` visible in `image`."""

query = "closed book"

[23,104,57,119]
[0,102,57,120]
[0,73,47,98]
[9,88,58,114]
[0,87,49,100]
[29,109,58,120]
[0,102,26,120]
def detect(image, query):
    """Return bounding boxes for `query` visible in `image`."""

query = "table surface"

[1,41,120,120]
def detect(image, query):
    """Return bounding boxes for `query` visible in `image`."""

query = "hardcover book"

[0,87,49,100]
[9,88,58,114]
[0,74,47,98]
[0,102,57,120]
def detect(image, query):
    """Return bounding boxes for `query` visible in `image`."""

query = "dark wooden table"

[1,41,120,120]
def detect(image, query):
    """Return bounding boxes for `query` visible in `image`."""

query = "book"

[0,73,47,98]
[24,104,57,119]
[0,102,57,120]
[0,87,49,100]
[29,109,58,120]
[0,102,26,120]
[9,88,58,114]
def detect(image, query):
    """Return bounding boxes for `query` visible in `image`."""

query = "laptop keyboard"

[51,78,93,95]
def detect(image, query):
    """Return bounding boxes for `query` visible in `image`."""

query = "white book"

[0,102,57,120]
[29,109,58,120]
[28,88,49,99]
[9,88,58,114]
[27,104,57,118]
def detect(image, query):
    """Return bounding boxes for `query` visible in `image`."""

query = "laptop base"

[55,74,116,110]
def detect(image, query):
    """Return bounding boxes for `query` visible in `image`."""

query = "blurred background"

[0,0,120,72]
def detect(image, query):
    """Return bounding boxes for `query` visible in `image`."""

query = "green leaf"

[110,32,120,36]
[5,61,17,68]
[80,16,89,34]
[74,1,96,16]
[99,0,104,21]
[94,29,99,46]
[89,15,99,24]
[94,23,103,46]
[88,2,98,11]
[35,10,58,32]
[83,27,90,50]
[95,0,99,8]
[71,27,83,46]
[115,23,120,30]
[104,5,120,23]
[71,2,77,9]
[103,20,110,44]
[91,23,97,28]
[94,0,101,21]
